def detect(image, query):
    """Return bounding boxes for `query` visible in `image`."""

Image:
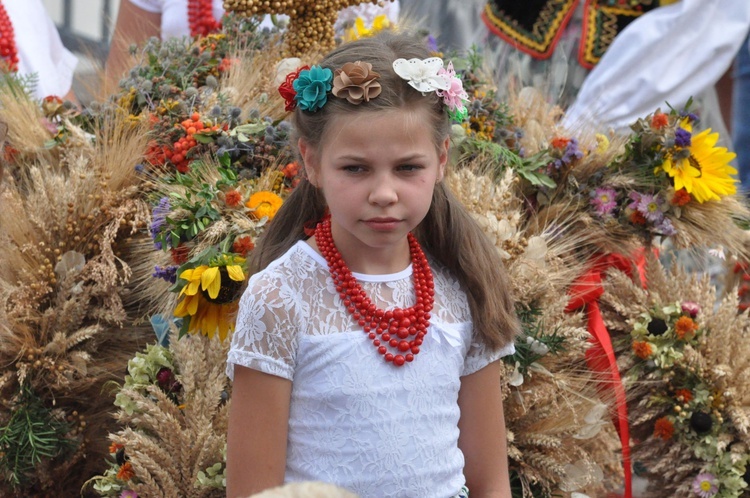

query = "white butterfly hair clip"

[392,57,450,94]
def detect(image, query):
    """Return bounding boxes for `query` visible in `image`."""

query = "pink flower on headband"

[436,62,468,113]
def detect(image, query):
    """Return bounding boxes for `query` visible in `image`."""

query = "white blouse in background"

[227,241,514,498]
[7,0,78,99]
[564,0,750,132]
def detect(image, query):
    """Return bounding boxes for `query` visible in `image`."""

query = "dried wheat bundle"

[0,104,154,494]
[91,327,229,498]
[599,254,750,496]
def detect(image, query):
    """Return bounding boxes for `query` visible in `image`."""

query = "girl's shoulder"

[246,240,327,290]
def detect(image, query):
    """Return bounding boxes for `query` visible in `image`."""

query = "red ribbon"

[565,251,647,498]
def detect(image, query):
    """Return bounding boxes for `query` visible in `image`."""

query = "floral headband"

[278,57,469,122]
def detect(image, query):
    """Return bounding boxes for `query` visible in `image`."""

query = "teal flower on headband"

[293,65,333,112]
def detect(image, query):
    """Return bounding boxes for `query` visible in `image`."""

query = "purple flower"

[637,193,666,223]
[680,110,700,124]
[675,127,692,147]
[152,265,178,283]
[628,191,643,211]
[551,138,584,170]
[692,472,718,498]
[591,187,617,217]
[120,491,138,498]
[150,197,171,250]
[654,217,676,236]
[426,34,439,53]
[681,301,700,318]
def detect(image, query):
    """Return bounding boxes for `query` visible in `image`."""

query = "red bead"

[393,355,405,366]
[385,353,394,362]
[405,354,414,362]
[411,346,420,354]
[378,345,386,354]
[389,339,398,348]
[397,327,409,339]
[398,340,410,352]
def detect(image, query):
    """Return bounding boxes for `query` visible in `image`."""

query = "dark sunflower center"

[687,155,703,178]
[202,267,243,304]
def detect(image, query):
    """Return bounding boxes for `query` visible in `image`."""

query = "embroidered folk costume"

[482,0,677,69]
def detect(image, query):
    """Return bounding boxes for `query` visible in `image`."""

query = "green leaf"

[193,133,214,144]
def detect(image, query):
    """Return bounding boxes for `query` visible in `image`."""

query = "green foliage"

[0,385,75,489]
[505,305,566,376]
[153,162,238,248]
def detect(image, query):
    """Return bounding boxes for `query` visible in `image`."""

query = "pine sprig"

[0,385,75,489]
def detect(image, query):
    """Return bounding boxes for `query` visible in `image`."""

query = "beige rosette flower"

[332,61,381,104]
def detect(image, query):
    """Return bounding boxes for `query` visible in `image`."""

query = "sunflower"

[246,190,283,221]
[657,128,737,203]
[174,258,246,341]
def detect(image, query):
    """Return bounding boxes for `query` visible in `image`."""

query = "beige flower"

[332,61,381,105]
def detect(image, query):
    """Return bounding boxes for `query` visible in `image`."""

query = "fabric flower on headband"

[293,65,333,112]
[332,61,381,105]
[278,64,310,112]
[436,62,469,122]
[392,57,450,94]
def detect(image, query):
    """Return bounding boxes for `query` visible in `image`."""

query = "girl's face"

[300,107,448,273]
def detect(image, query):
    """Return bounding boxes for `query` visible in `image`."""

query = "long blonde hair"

[250,31,520,348]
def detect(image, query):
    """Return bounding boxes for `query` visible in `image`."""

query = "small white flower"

[508,361,524,387]
[392,57,450,94]
[274,57,302,86]
[526,336,549,355]
[708,246,726,260]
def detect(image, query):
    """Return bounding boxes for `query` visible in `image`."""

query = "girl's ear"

[437,136,449,182]
[298,138,320,187]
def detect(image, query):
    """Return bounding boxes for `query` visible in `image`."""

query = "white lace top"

[227,241,515,498]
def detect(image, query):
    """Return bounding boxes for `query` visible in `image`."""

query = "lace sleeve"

[226,270,304,381]
[462,334,516,377]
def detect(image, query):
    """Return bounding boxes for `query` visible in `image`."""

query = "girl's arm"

[226,365,292,497]
[104,1,160,95]
[457,360,512,498]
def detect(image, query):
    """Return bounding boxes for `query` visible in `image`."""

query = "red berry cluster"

[163,113,221,173]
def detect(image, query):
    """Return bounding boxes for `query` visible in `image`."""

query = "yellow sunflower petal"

[658,127,738,203]
[203,303,220,339]
[226,265,245,282]
[201,266,221,299]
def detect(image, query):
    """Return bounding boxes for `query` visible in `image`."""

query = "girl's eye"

[343,165,365,173]
[398,164,424,172]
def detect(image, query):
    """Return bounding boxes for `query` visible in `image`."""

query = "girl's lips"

[363,218,401,230]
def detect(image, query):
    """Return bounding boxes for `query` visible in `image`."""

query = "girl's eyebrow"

[335,153,428,162]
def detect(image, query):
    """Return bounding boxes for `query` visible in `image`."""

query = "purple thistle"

[637,193,666,223]
[150,197,171,250]
[675,127,692,147]
[152,265,178,283]
[591,187,618,217]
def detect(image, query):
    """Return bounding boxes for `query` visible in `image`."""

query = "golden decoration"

[222,0,390,55]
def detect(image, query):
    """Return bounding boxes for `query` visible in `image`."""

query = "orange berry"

[187,127,197,135]
[191,112,200,122]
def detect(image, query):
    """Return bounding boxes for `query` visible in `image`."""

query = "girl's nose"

[368,177,398,206]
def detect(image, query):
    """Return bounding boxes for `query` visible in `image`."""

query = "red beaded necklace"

[314,215,435,367]
[187,0,221,37]
[0,2,18,72]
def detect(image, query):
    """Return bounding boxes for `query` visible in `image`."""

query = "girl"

[226,31,520,498]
